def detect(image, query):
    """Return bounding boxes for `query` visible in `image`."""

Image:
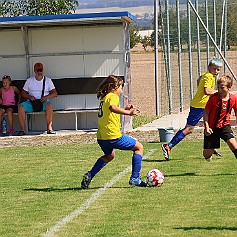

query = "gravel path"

[0,129,206,148]
[0,131,158,148]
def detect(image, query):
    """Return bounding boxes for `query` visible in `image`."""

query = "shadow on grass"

[147,141,160,144]
[165,172,197,177]
[175,226,237,231]
[143,159,167,163]
[165,172,236,177]
[23,186,132,192]
[24,187,82,192]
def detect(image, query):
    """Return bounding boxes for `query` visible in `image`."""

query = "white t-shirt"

[23,76,55,99]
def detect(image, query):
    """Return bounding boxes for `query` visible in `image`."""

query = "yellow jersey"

[97,92,122,140]
[190,71,215,108]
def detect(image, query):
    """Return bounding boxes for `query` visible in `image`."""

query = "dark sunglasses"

[37,69,43,72]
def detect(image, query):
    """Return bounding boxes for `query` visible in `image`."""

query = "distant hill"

[78,0,153,9]
[78,0,97,3]
[77,0,205,9]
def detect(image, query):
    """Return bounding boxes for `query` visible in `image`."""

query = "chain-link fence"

[158,0,237,116]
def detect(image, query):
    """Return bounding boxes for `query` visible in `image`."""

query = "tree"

[226,0,237,47]
[155,2,237,52]
[140,35,150,51]
[0,0,79,16]
[129,24,141,49]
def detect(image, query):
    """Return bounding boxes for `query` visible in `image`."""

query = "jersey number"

[98,101,104,118]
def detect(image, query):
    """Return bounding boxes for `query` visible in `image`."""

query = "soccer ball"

[146,169,165,187]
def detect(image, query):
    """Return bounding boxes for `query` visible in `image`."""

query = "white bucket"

[158,127,174,143]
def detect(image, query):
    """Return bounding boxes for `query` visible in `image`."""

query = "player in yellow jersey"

[81,75,147,188]
[162,58,222,160]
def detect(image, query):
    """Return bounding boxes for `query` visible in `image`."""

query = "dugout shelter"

[0,11,135,132]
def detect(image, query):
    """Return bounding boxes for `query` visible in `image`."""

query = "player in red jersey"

[203,75,237,161]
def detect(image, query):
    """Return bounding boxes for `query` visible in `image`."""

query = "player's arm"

[233,96,237,123]
[197,75,202,86]
[204,87,217,95]
[202,74,217,95]
[110,105,140,116]
[234,109,237,125]
[203,109,213,136]
[124,104,133,110]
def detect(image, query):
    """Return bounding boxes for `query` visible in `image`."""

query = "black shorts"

[0,105,18,113]
[204,125,235,149]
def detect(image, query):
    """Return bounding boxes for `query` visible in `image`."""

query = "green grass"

[1,140,237,237]
[132,114,158,128]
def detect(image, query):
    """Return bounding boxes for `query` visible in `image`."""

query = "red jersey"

[205,93,237,129]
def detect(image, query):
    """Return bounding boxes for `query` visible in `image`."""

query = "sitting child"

[0,75,21,135]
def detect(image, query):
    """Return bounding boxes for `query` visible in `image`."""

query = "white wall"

[0,23,128,131]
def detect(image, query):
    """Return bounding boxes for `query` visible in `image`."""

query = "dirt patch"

[130,46,237,117]
[0,129,206,148]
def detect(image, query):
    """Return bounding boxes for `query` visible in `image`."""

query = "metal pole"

[154,0,160,116]
[219,0,226,51]
[165,0,172,113]
[224,0,228,73]
[176,0,183,112]
[21,26,30,78]
[205,0,210,63]
[159,0,170,115]
[188,0,237,81]
[196,0,201,76]
[187,1,194,99]
[213,0,217,57]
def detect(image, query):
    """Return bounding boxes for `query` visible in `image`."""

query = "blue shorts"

[186,107,204,126]
[97,134,137,156]
[19,100,50,113]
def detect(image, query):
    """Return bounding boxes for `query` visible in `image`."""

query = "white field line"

[42,149,157,237]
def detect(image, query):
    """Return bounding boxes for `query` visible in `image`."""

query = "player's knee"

[187,126,194,134]
[183,126,194,135]
[203,149,212,159]
[103,153,115,163]
[133,141,143,154]
[232,149,237,159]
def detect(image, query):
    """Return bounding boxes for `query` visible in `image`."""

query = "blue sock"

[90,158,107,177]
[169,130,186,149]
[131,154,143,178]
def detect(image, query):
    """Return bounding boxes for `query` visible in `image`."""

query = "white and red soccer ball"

[146,169,165,187]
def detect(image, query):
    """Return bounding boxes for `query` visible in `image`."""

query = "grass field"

[1,139,237,237]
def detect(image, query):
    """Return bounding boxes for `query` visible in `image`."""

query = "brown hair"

[96,75,124,99]
[217,75,233,88]
[2,75,12,81]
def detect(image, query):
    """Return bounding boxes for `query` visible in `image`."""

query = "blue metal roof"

[0,11,136,27]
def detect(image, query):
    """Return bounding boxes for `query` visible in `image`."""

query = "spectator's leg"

[0,109,5,127]
[18,105,26,131]
[6,108,14,129]
[45,103,53,131]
